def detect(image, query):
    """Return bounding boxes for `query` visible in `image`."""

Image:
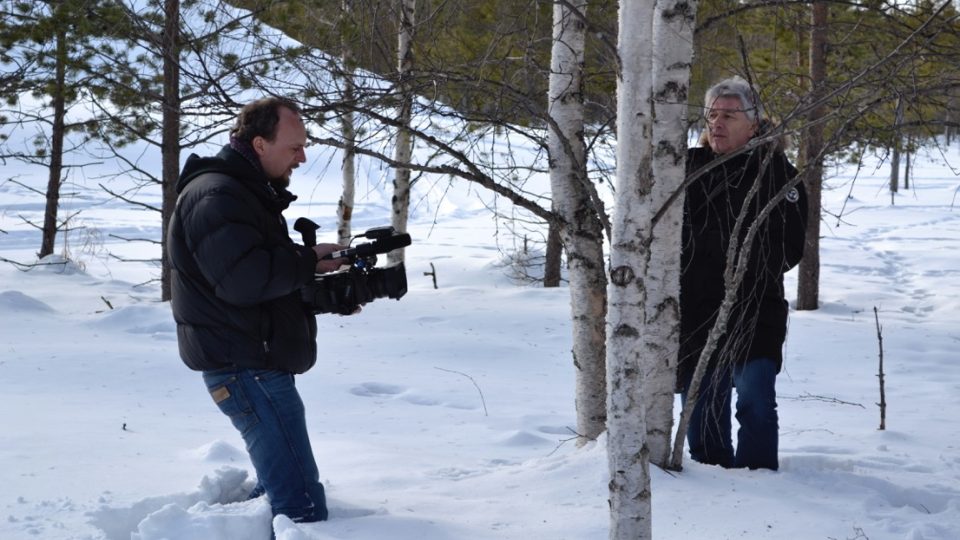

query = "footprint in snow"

[349,382,405,398]
[349,382,479,411]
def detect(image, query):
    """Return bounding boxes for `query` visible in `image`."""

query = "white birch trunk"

[336,0,357,246]
[389,0,415,265]
[607,0,655,538]
[645,0,698,468]
[547,0,608,444]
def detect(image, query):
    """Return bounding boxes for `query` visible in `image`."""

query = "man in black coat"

[168,98,346,521]
[678,77,808,471]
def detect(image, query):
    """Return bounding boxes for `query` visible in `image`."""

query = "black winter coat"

[168,145,319,373]
[678,143,808,386]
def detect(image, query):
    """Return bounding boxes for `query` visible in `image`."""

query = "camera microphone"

[322,232,412,260]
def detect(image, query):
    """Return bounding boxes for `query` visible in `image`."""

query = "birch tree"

[645,0,697,467]
[389,0,415,265]
[547,0,608,443]
[607,0,698,528]
[337,0,358,246]
[606,0,656,536]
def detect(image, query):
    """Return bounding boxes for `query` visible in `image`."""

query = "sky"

[1,122,959,540]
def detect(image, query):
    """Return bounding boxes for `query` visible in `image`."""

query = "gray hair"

[704,76,763,122]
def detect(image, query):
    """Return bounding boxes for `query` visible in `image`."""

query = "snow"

[2,135,960,540]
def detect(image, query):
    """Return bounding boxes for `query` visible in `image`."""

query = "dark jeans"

[681,357,779,470]
[202,368,328,521]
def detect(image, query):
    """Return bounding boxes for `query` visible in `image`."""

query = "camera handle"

[293,217,320,247]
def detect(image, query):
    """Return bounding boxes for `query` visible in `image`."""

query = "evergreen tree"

[86,0,306,299]
[0,0,125,259]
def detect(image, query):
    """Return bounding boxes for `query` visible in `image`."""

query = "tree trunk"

[644,0,697,468]
[607,0,655,537]
[543,221,562,287]
[39,26,67,259]
[889,143,901,195]
[947,91,957,145]
[890,94,904,202]
[904,140,911,190]
[796,1,828,312]
[547,0,608,445]
[160,0,181,302]
[389,0,415,265]
[337,0,357,246]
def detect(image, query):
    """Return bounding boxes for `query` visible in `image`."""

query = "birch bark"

[389,0,415,264]
[607,0,656,537]
[644,0,697,468]
[337,0,357,246]
[547,0,608,443]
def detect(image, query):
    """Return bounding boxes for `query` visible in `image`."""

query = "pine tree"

[0,0,126,259]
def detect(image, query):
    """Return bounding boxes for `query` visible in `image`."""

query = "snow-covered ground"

[1,137,959,540]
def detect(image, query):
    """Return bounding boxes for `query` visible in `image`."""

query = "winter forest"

[2,1,960,539]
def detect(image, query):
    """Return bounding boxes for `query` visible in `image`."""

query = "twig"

[108,233,162,245]
[6,178,45,196]
[781,428,836,437]
[423,262,438,289]
[827,526,871,540]
[546,428,582,457]
[434,367,488,416]
[781,392,865,408]
[98,183,161,212]
[108,253,160,264]
[0,256,69,271]
[874,307,887,430]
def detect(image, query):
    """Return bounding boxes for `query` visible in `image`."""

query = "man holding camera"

[168,97,344,522]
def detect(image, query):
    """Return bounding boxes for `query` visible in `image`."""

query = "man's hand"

[312,243,348,273]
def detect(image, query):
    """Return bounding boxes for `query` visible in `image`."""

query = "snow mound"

[274,515,318,540]
[184,440,249,463]
[87,304,175,335]
[29,254,87,275]
[89,468,256,540]
[131,497,272,540]
[499,430,551,447]
[0,290,54,314]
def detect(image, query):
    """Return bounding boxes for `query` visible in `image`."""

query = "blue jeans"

[202,368,328,522]
[681,358,779,470]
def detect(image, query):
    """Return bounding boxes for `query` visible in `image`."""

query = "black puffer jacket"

[678,142,808,385]
[168,145,319,373]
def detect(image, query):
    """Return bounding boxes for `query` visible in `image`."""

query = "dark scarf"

[229,135,264,174]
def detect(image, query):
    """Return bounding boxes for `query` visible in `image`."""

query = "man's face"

[705,96,757,155]
[253,107,307,187]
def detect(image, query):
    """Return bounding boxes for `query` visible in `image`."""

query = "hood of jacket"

[176,145,298,212]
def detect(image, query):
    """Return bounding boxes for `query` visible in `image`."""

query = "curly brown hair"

[230,97,301,144]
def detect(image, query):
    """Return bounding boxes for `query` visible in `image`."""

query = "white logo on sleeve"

[786,187,800,203]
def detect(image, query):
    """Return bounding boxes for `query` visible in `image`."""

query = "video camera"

[294,218,412,315]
